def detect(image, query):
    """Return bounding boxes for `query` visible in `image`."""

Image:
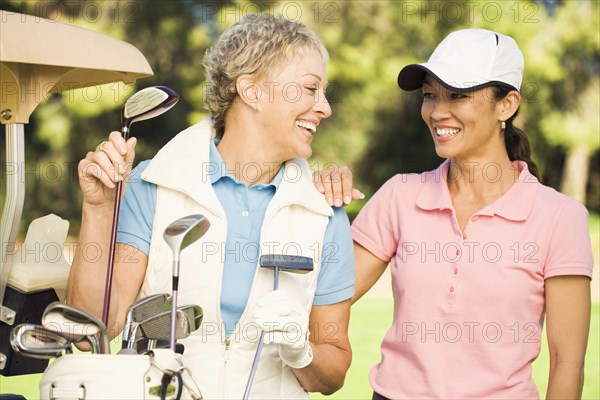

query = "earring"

[501,121,506,130]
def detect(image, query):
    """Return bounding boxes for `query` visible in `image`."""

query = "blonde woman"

[69,14,353,398]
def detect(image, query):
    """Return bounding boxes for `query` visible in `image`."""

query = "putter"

[121,293,171,351]
[42,301,110,354]
[10,324,73,359]
[243,255,314,400]
[163,214,210,350]
[102,86,179,326]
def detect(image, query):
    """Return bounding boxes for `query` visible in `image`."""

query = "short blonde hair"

[203,13,329,139]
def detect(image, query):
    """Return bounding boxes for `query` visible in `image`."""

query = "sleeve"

[313,206,355,305]
[543,198,594,279]
[116,160,157,255]
[351,175,401,262]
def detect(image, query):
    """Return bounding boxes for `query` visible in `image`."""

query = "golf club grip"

[243,331,265,400]
[101,129,129,326]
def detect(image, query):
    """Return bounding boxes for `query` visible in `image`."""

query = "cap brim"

[398,63,518,93]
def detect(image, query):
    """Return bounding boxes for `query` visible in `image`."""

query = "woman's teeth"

[436,128,460,137]
[296,120,316,133]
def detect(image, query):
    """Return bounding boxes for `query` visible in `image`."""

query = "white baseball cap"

[398,28,524,92]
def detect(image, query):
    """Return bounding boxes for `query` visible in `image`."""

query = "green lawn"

[2,299,598,399]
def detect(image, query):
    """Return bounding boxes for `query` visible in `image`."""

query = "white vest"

[139,119,333,399]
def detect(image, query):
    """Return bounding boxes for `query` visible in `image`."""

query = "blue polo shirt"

[117,140,355,336]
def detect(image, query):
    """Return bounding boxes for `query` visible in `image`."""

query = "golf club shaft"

[170,258,180,350]
[243,332,265,400]
[102,127,129,326]
[243,267,280,400]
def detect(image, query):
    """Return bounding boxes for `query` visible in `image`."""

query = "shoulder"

[535,183,588,218]
[370,171,430,201]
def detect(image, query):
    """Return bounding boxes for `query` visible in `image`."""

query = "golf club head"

[10,324,73,360]
[163,214,211,262]
[178,305,203,332]
[122,293,171,348]
[139,309,191,342]
[122,86,179,130]
[42,302,110,354]
[259,254,314,274]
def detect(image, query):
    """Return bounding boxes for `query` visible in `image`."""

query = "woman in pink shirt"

[351,29,593,399]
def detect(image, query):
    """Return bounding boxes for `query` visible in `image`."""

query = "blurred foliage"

[1,0,599,233]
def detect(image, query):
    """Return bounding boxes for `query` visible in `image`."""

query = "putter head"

[259,254,314,274]
[10,324,73,359]
[122,86,179,129]
[163,214,210,256]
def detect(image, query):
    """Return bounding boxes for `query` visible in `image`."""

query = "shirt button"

[456,249,460,256]
[462,233,467,240]
[453,268,458,275]
[449,287,455,293]
[241,211,249,218]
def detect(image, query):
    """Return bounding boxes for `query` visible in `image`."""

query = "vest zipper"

[220,338,231,399]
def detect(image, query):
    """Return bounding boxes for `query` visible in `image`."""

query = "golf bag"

[39,349,202,400]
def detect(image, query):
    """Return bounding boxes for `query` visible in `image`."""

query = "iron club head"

[122,86,179,133]
[10,324,73,359]
[178,304,203,332]
[122,293,171,349]
[139,309,191,342]
[42,302,110,354]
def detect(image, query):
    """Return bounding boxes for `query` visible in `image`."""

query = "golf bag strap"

[48,383,85,400]
[148,350,202,400]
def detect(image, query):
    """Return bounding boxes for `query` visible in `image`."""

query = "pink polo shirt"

[352,160,593,399]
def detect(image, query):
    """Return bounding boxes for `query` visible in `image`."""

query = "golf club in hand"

[102,86,179,326]
[243,255,314,400]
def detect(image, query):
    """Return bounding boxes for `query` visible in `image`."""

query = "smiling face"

[420,75,508,161]
[253,49,332,161]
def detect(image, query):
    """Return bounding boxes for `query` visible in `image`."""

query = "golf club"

[243,254,314,400]
[142,304,202,354]
[178,304,203,333]
[10,324,73,359]
[102,86,180,326]
[139,309,191,343]
[121,293,171,350]
[42,301,110,354]
[163,214,210,350]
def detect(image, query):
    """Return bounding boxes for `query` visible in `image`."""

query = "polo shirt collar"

[208,140,283,189]
[416,159,538,221]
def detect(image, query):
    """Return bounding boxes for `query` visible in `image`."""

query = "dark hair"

[491,86,541,180]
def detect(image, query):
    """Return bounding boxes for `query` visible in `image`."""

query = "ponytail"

[493,86,541,180]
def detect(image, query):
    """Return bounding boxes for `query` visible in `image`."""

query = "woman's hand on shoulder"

[313,164,364,207]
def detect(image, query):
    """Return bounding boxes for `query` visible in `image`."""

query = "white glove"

[253,289,313,369]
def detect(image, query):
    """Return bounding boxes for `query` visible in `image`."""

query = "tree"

[538,1,600,204]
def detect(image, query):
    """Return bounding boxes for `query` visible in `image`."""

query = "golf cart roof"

[0,10,153,123]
